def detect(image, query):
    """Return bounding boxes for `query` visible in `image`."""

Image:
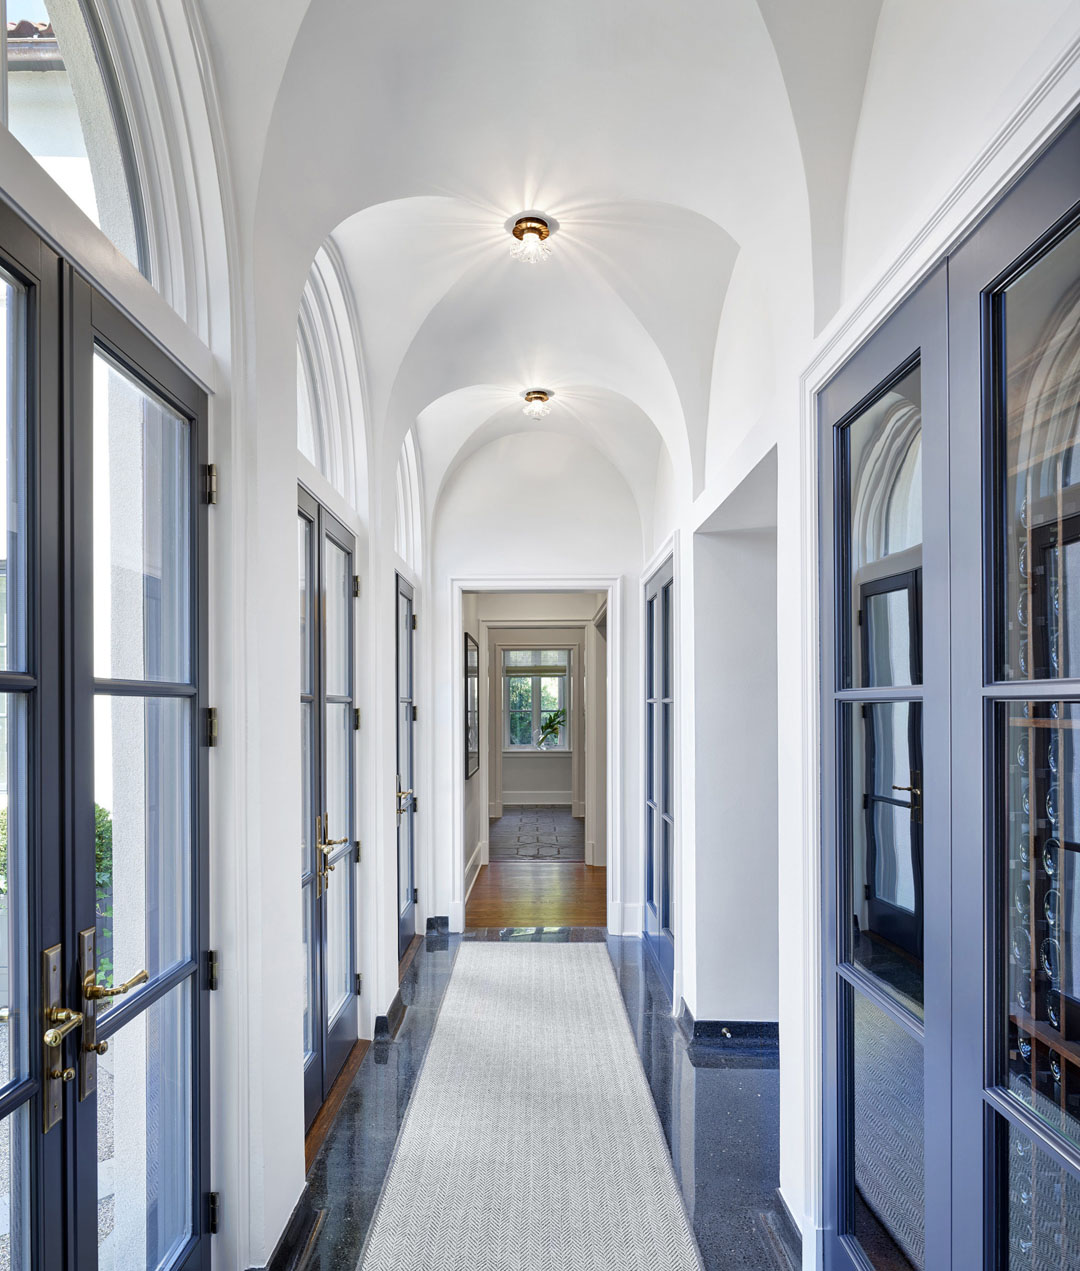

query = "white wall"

[692,526,778,1022]
[501,752,573,805]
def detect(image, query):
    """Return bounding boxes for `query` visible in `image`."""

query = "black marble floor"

[303,929,798,1270]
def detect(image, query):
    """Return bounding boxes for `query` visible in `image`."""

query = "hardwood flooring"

[465,861,607,928]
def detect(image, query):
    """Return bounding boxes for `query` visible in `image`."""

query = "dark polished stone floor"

[304,928,797,1270]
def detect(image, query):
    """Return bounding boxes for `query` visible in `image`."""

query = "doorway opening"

[461,590,609,931]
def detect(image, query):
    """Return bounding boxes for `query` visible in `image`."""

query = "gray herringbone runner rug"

[358,942,703,1270]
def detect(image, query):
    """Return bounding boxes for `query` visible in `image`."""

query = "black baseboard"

[426,915,449,933]
[247,1184,324,1271]
[693,1019,779,1045]
[374,988,405,1041]
[677,1002,780,1067]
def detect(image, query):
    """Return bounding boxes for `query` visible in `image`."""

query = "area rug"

[488,805,585,861]
[357,943,703,1270]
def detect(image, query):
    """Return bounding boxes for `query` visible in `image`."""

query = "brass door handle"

[318,839,347,855]
[44,1007,84,1049]
[84,968,149,1002]
[892,784,920,794]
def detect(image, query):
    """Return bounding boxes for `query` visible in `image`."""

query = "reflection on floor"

[488,805,585,860]
[465,861,606,928]
[304,929,799,1271]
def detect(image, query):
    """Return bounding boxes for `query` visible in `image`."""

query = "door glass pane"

[324,539,349,698]
[0,1103,31,1269]
[97,980,192,1269]
[1002,700,1080,1150]
[1004,1119,1080,1266]
[298,516,312,696]
[398,699,412,912]
[325,858,350,1023]
[840,364,922,688]
[93,351,191,683]
[302,882,314,1060]
[661,818,672,933]
[0,270,27,675]
[93,696,191,1003]
[997,222,1080,681]
[324,702,350,847]
[844,700,924,1018]
[863,584,918,688]
[0,697,28,1091]
[850,990,924,1270]
[662,581,673,699]
[300,701,313,875]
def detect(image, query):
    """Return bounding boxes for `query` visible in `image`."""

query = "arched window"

[295,243,365,511]
[3,0,146,272]
[394,430,422,573]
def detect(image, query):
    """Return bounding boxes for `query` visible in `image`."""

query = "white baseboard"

[481,837,489,866]
[448,900,465,932]
[502,791,574,805]
[619,902,644,937]
[572,800,585,818]
[488,800,502,819]
[465,839,485,900]
[586,839,595,866]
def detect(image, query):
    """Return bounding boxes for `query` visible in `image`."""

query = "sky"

[10,1,51,22]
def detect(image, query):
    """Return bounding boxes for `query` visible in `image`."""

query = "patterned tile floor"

[488,804,585,861]
[304,929,798,1270]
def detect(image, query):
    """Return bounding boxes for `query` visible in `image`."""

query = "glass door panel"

[88,331,205,1270]
[395,575,416,961]
[821,263,949,1271]
[644,558,674,995]
[298,490,358,1128]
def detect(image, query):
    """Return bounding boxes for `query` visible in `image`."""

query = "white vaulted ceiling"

[194,0,1080,545]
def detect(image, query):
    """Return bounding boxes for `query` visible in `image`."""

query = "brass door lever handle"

[44,1007,84,1048]
[84,968,149,1002]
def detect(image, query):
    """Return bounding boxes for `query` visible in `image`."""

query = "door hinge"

[207,1192,221,1234]
[856,608,862,626]
[355,972,363,996]
[354,707,361,731]
[412,704,417,723]
[203,463,218,506]
[861,793,868,811]
[205,707,218,747]
[353,574,360,598]
[412,613,417,631]
[354,840,361,864]
[864,884,871,900]
[412,887,418,904]
[205,950,219,991]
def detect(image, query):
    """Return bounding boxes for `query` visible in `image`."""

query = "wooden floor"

[465,862,607,928]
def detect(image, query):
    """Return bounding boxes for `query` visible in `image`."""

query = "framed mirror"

[464,632,480,778]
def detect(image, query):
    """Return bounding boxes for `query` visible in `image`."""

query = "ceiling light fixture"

[511,216,552,264]
[522,389,552,419]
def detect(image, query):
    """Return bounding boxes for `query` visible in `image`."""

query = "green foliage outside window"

[0,803,114,975]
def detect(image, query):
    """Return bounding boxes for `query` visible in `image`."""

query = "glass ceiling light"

[522,390,552,419]
[511,216,552,264]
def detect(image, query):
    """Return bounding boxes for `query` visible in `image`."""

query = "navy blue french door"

[819,266,950,1271]
[644,557,674,997]
[0,196,210,1270]
[298,488,358,1128]
[395,574,416,961]
[821,111,1080,1269]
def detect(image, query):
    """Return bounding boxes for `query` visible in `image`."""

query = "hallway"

[0,0,1077,1264]
[304,930,796,1271]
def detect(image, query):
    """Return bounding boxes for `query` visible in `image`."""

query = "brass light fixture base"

[512,216,550,242]
[523,390,551,405]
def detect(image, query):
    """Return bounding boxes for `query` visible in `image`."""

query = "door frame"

[446,577,622,935]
